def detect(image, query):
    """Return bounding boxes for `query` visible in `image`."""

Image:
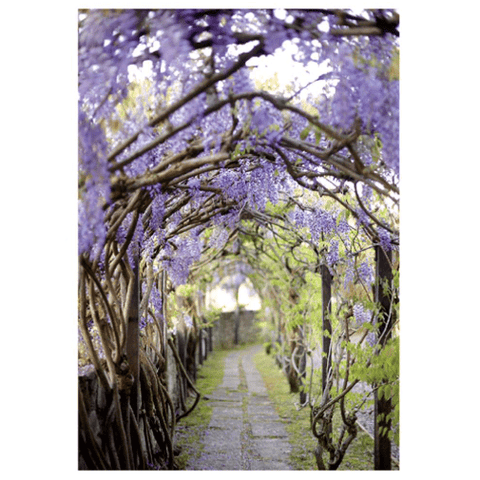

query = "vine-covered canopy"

[78,8,399,280]
[76,8,400,471]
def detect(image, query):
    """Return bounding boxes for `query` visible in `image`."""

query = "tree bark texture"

[321,264,332,394]
[126,250,140,421]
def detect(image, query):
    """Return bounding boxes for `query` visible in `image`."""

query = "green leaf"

[300,126,310,140]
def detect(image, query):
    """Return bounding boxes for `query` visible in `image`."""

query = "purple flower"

[358,260,374,286]
[327,240,339,265]
[127,213,144,263]
[149,286,163,320]
[353,303,371,327]
[361,185,373,204]
[184,314,193,329]
[156,11,192,66]
[355,207,370,227]
[309,207,336,242]
[187,177,201,192]
[251,108,273,135]
[76,9,399,311]
[163,231,203,286]
[366,331,376,347]
[232,69,254,94]
[290,206,307,229]
[344,259,355,289]
[264,30,286,55]
[149,191,166,232]
[378,227,392,252]
[208,227,230,250]
[337,218,350,236]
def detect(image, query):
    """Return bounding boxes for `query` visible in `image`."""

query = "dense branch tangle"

[78,8,399,470]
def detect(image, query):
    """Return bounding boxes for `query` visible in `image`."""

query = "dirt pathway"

[186,344,293,470]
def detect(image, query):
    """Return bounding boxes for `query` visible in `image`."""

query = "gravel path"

[186,344,293,470]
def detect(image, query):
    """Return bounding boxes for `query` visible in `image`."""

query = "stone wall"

[211,310,261,349]
[78,310,260,469]
[78,326,213,470]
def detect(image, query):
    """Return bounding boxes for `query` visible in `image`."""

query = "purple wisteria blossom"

[157,12,192,66]
[366,331,376,347]
[232,68,254,94]
[358,260,374,286]
[78,108,111,257]
[337,218,351,236]
[250,108,274,136]
[327,239,339,266]
[378,227,392,252]
[353,303,371,327]
[126,213,144,265]
[149,285,163,319]
[290,205,308,229]
[319,30,399,175]
[149,191,166,233]
[183,314,193,329]
[77,10,399,470]
[163,231,203,286]
[309,207,336,243]
[208,227,230,250]
[344,258,355,289]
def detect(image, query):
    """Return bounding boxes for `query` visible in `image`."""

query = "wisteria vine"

[78,8,399,470]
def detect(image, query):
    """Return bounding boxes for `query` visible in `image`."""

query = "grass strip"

[174,348,231,469]
[253,348,377,470]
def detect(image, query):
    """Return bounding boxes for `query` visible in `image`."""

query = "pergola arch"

[78,8,399,470]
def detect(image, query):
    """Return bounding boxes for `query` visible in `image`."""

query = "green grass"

[253,348,377,470]
[174,348,231,469]
[175,345,395,471]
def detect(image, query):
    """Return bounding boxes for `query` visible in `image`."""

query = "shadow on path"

[187,344,293,470]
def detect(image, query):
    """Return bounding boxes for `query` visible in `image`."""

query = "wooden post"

[161,270,168,370]
[126,250,140,420]
[198,293,205,365]
[314,263,333,468]
[298,325,307,404]
[208,323,213,352]
[234,285,240,345]
[374,245,393,470]
[321,264,332,394]
[198,327,204,366]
